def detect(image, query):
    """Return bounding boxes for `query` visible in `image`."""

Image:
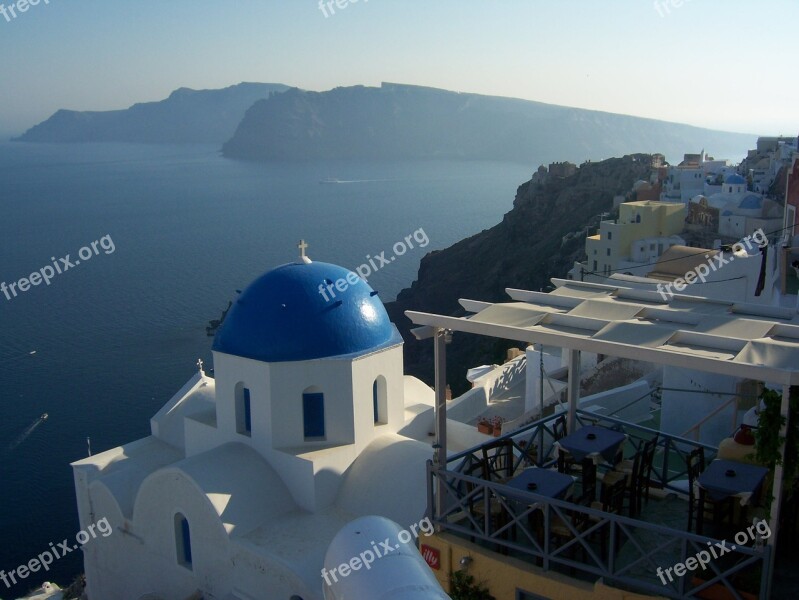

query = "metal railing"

[434,410,769,599]
[450,409,719,494]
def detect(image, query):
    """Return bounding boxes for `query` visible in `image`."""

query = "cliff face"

[385,154,654,391]
[222,83,755,163]
[15,83,289,144]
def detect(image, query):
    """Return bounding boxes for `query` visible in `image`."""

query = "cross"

[298,239,309,260]
[197,358,204,373]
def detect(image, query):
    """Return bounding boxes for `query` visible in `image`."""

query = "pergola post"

[434,328,449,522]
[567,349,580,433]
[767,384,791,548]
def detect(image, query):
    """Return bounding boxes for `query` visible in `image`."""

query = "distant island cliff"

[17,81,757,163]
[222,82,756,163]
[385,154,653,390]
[15,83,289,144]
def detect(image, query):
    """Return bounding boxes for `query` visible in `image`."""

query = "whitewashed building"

[71,253,449,600]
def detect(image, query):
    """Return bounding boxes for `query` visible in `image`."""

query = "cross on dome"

[298,239,312,264]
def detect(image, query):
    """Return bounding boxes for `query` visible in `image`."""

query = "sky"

[0,0,797,137]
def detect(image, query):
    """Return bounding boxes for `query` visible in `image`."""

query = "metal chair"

[550,492,592,572]
[626,436,658,515]
[462,457,507,545]
[602,449,642,517]
[686,447,713,534]
[553,414,567,440]
[590,476,626,559]
[481,438,515,482]
[640,435,660,509]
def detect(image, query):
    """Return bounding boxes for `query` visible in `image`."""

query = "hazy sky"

[0,0,796,136]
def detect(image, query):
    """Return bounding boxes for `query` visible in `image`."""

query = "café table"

[502,467,576,553]
[554,425,627,465]
[697,459,768,504]
[554,425,627,497]
[504,467,575,503]
[696,459,769,534]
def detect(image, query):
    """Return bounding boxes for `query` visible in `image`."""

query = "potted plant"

[449,571,495,600]
[477,418,492,435]
[491,416,505,437]
[753,387,798,523]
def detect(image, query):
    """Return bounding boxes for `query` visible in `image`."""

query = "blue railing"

[434,410,769,599]
[448,409,719,494]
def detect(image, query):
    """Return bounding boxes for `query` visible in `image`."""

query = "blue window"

[236,384,252,436]
[175,513,192,569]
[243,388,251,434]
[303,392,325,439]
[373,380,379,423]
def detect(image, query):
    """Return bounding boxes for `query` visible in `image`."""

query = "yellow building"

[424,533,664,600]
[585,201,685,278]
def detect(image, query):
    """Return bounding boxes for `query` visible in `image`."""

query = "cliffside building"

[574,200,686,280]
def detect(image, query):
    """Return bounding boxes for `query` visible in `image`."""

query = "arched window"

[373,376,388,425]
[235,383,252,436]
[302,387,325,440]
[174,513,192,569]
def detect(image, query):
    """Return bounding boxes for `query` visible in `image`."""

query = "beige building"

[583,201,686,278]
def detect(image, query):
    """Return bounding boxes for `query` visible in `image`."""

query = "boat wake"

[319,178,400,184]
[7,414,48,452]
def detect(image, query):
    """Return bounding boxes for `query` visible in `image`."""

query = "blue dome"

[739,194,762,209]
[725,174,746,185]
[213,261,399,362]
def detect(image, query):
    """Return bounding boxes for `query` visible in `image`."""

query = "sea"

[0,141,535,595]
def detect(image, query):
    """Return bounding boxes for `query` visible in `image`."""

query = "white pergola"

[407,278,799,550]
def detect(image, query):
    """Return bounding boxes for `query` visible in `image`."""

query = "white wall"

[661,367,740,446]
[211,351,274,451]
[525,348,566,414]
[576,379,654,424]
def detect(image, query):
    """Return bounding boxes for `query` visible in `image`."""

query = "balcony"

[428,410,773,599]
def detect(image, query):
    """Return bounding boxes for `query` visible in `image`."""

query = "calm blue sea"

[0,141,534,595]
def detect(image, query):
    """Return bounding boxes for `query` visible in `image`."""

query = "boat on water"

[319,177,341,184]
[41,413,48,421]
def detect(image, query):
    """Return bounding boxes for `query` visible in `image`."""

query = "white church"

[71,248,453,600]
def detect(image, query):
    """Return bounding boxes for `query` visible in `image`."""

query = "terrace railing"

[455,409,719,495]
[434,410,770,600]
